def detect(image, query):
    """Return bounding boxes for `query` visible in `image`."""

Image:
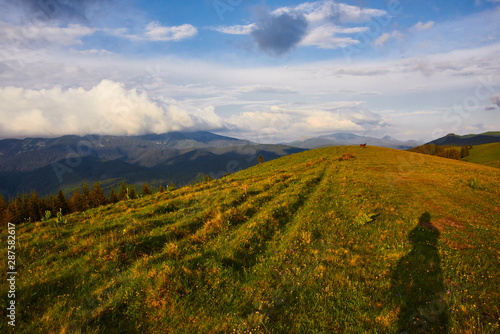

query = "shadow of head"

[408,212,440,245]
[419,212,431,224]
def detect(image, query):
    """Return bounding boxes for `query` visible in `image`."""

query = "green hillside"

[463,143,500,169]
[2,146,499,333]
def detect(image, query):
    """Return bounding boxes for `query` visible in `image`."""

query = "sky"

[0,0,500,143]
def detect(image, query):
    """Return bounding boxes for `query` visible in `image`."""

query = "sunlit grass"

[1,146,499,333]
[463,142,500,169]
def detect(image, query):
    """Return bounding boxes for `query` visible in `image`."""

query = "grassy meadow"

[1,146,499,333]
[463,143,500,169]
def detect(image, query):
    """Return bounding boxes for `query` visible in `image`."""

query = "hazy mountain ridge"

[0,131,305,198]
[0,131,252,172]
[284,132,423,150]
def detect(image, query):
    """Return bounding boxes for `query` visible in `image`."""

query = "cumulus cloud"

[226,103,387,142]
[251,9,309,56]
[210,1,389,54]
[249,1,387,53]
[0,80,223,139]
[412,21,435,31]
[374,33,390,48]
[144,22,198,41]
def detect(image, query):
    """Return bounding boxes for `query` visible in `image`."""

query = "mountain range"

[0,131,304,198]
[284,133,423,150]
[2,130,499,199]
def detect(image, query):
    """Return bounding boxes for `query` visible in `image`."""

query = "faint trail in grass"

[226,166,328,272]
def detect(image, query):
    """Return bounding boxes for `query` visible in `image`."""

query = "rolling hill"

[426,132,500,146]
[1,146,499,333]
[463,142,500,169]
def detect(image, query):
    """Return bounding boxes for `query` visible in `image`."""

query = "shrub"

[42,210,52,221]
[353,213,376,226]
[142,183,152,196]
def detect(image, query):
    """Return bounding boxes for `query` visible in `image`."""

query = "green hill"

[463,142,500,169]
[2,146,499,333]
[427,132,500,146]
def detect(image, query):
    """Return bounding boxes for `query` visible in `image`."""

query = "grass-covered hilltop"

[1,146,499,333]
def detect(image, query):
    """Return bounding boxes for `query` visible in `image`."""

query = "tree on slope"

[118,180,127,201]
[109,188,119,203]
[82,181,91,210]
[91,182,108,208]
[57,189,70,215]
[70,189,85,212]
[142,183,152,196]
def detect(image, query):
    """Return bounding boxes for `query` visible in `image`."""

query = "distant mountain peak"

[319,133,361,140]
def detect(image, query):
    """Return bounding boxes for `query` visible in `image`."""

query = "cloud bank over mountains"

[0,79,388,141]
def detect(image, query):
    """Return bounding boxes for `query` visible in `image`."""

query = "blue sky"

[0,0,499,142]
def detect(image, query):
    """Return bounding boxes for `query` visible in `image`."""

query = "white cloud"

[273,1,387,51]
[374,33,390,48]
[391,30,405,42]
[373,30,406,48]
[304,111,364,131]
[0,80,223,139]
[290,1,387,24]
[226,103,387,142]
[412,21,435,31]
[144,22,198,41]
[117,22,198,42]
[299,25,359,49]
[0,20,95,47]
[208,24,255,35]
[71,49,114,56]
[299,24,363,49]
[211,1,388,52]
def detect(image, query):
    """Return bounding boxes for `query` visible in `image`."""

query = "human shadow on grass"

[391,212,449,333]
